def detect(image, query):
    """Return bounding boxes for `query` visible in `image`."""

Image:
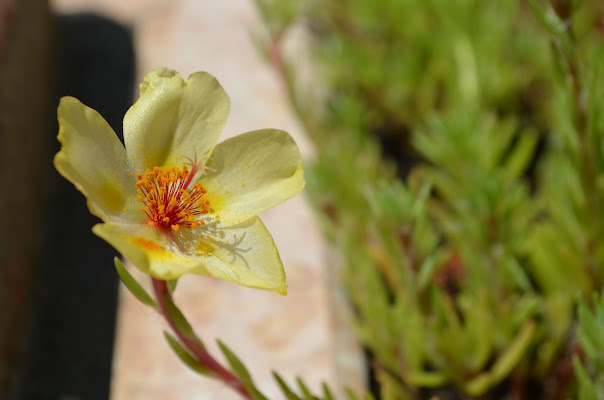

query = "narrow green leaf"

[528,0,567,37]
[322,383,335,400]
[577,294,604,363]
[464,321,535,396]
[503,130,538,182]
[217,340,268,400]
[113,257,157,308]
[503,256,533,291]
[406,371,448,387]
[163,331,209,375]
[163,296,201,344]
[411,180,432,219]
[250,390,270,400]
[344,388,361,400]
[573,355,591,387]
[417,253,438,290]
[273,372,301,400]
[578,300,602,345]
[296,377,316,400]
[491,320,535,376]
[573,356,600,400]
[217,340,253,382]
[362,392,376,400]
[167,279,179,293]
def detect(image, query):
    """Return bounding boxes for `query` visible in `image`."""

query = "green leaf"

[406,371,448,387]
[321,383,335,400]
[217,340,268,400]
[167,279,179,293]
[464,321,535,396]
[492,322,535,377]
[503,256,534,292]
[273,372,301,400]
[573,356,600,400]
[163,331,209,375]
[296,377,316,400]
[217,340,253,382]
[528,0,568,37]
[502,130,539,182]
[113,257,157,308]
[163,295,201,344]
[417,253,438,290]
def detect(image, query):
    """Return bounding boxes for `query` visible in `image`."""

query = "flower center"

[135,166,210,232]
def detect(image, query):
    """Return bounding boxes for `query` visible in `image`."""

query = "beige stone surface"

[50,0,365,399]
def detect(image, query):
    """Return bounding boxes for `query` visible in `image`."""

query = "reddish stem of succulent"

[151,278,253,400]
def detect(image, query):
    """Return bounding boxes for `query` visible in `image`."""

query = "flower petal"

[54,96,138,222]
[123,68,230,173]
[92,222,205,279]
[202,129,305,225]
[189,216,287,294]
[92,217,287,295]
[93,217,286,294]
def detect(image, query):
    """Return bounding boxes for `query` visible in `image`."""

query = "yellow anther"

[171,224,180,232]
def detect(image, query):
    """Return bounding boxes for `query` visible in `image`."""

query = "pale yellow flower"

[54,67,304,294]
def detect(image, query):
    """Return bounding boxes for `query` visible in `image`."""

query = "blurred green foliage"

[573,291,604,400]
[252,0,604,398]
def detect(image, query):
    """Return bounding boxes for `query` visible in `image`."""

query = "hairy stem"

[151,278,253,400]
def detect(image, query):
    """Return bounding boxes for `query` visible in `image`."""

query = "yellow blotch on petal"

[99,183,124,213]
[133,237,164,254]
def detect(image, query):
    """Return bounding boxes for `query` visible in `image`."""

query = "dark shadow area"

[7,14,135,400]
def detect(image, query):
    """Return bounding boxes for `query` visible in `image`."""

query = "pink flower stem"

[151,277,253,400]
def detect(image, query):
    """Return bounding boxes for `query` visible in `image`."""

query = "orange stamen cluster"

[135,166,210,232]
